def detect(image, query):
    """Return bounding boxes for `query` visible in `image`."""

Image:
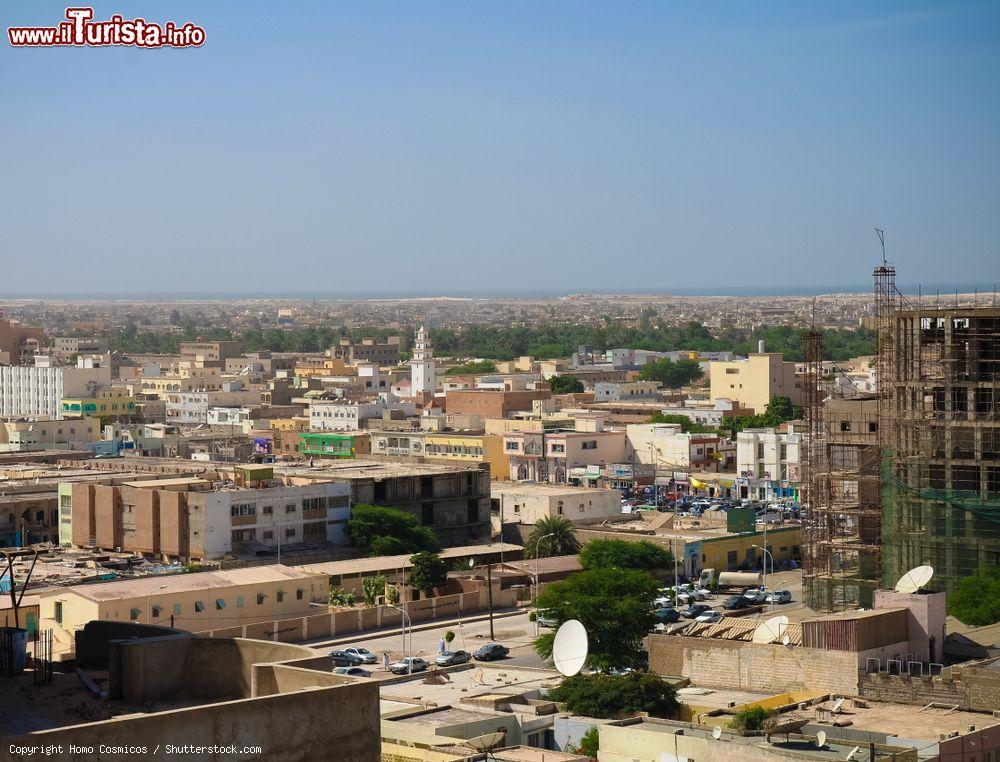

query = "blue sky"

[2,1,998,295]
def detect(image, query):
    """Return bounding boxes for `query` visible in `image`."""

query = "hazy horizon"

[3,1,999,293]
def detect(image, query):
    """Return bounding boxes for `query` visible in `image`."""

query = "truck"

[700,569,764,588]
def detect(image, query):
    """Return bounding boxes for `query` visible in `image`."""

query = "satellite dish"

[552,619,588,677]
[752,616,789,644]
[815,730,827,749]
[846,745,861,760]
[895,565,934,594]
[465,731,506,753]
[781,635,791,646]
[712,726,722,740]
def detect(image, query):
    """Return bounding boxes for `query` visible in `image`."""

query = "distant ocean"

[1,283,996,300]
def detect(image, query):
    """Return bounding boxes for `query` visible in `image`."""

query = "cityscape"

[3,2,1000,762]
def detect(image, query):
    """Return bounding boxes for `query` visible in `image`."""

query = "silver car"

[343,647,378,664]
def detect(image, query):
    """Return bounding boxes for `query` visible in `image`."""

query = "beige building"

[0,415,100,452]
[38,564,327,649]
[491,482,621,524]
[626,423,723,473]
[709,353,802,414]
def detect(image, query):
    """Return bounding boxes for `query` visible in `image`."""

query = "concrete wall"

[858,658,1000,713]
[647,634,861,695]
[22,679,379,762]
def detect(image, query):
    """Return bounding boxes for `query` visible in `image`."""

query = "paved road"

[309,610,546,672]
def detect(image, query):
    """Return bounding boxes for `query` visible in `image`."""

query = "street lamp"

[147,584,168,624]
[534,532,555,636]
[386,603,412,673]
[752,544,775,612]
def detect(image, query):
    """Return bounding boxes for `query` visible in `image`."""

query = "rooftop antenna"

[874,228,886,265]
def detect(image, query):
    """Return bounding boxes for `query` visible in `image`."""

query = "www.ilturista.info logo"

[8,7,205,48]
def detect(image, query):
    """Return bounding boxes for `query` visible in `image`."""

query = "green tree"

[948,566,1000,626]
[347,504,440,556]
[445,360,498,375]
[524,516,581,559]
[548,375,586,394]
[649,412,716,433]
[328,587,356,607]
[579,539,673,571]
[408,552,448,597]
[546,672,678,719]
[533,567,659,670]
[568,726,600,759]
[362,575,388,606]
[444,629,456,646]
[724,395,804,434]
[638,358,703,388]
[731,706,774,731]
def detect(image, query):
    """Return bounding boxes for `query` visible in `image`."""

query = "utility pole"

[486,562,495,641]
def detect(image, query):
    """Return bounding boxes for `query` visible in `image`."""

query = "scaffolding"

[881,306,1000,592]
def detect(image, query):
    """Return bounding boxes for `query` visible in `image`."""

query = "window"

[557,501,564,515]
[779,444,787,460]
[54,601,63,624]
[286,503,297,513]
[262,505,273,515]
[277,591,285,603]
[756,442,764,459]
[726,368,739,374]
[231,503,256,517]
[263,530,273,540]
[130,608,141,621]
[296,589,304,600]
[236,595,244,608]
[216,598,226,610]
[505,441,519,451]
[173,603,182,615]
[194,601,205,612]
[151,605,163,618]
[513,504,520,514]
[257,593,266,605]
[285,527,296,538]
[840,421,851,432]
[581,440,598,450]
[303,497,327,511]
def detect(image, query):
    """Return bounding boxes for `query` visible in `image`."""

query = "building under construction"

[804,260,1000,610]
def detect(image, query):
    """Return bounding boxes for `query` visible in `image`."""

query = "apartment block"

[626,423,724,473]
[0,315,45,366]
[444,388,552,418]
[0,357,112,418]
[709,352,803,414]
[736,425,802,500]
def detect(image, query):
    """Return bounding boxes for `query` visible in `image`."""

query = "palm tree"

[524,515,581,559]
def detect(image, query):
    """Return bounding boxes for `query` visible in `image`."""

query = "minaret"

[411,326,436,395]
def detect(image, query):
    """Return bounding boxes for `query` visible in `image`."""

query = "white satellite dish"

[712,726,722,740]
[815,730,827,749]
[895,565,934,594]
[552,619,588,677]
[846,745,861,760]
[752,616,789,644]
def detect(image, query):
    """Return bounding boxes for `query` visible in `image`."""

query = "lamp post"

[387,603,412,673]
[534,531,555,636]
[147,584,168,624]
[752,544,774,612]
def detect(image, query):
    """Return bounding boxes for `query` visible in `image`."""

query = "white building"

[411,326,436,395]
[491,482,621,525]
[201,482,351,558]
[0,357,111,419]
[626,423,723,473]
[593,381,661,402]
[736,426,802,501]
[309,399,417,431]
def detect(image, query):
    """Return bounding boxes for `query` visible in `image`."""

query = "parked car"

[681,604,711,619]
[686,588,708,602]
[535,610,559,628]
[654,608,681,624]
[766,589,792,604]
[695,611,725,624]
[389,657,429,675]
[329,650,365,667]
[723,595,753,610]
[343,647,378,664]
[653,596,675,610]
[474,643,510,661]
[743,588,768,604]
[436,650,472,667]
[334,666,371,677]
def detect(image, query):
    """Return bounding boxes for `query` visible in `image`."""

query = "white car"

[766,590,792,604]
[695,611,725,624]
[653,596,675,609]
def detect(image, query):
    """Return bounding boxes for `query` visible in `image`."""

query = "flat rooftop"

[53,564,320,602]
[827,699,1000,742]
[380,665,562,708]
[276,457,483,480]
[490,482,613,496]
[298,542,521,577]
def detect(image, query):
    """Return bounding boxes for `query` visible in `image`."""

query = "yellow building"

[61,387,136,418]
[709,353,802,414]
[38,565,328,655]
[423,432,486,463]
[697,525,802,572]
[294,358,350,380]
[268,416,309,431]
